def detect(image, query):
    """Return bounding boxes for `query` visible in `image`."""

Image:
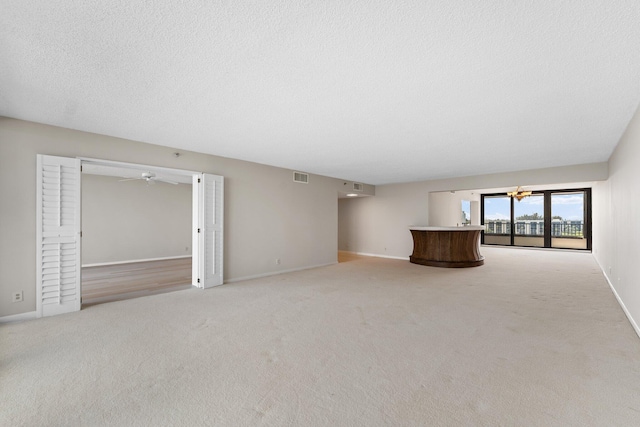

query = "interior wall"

[592,104,640,336]
[428,192,460,226]
[470,201,480,225]
[339,163,608,260]
[428,190,480,227]
[81,174,192,265]
[0,117,347,317]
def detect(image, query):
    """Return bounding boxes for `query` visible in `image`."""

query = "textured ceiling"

[2,1,639,185]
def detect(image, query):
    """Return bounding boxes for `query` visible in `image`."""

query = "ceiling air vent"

[293,171,309,184]
[353,182,363,192]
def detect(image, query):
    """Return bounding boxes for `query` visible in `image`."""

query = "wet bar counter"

[409,226,485,268]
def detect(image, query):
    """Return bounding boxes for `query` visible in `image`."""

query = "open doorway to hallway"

[337,183,375,262]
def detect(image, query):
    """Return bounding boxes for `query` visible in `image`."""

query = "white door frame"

[37,156,223,317]
[79,157,199,183]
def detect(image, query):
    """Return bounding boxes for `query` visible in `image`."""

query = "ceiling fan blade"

[118,178,140,182]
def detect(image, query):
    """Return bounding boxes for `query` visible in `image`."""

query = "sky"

[482,193,584,221]
[461,200,471,223]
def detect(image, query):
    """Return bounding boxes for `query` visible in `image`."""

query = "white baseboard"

[593,256,640,339]
[225,262,338,284]
[82,255,191,268]
[0,311,37,324]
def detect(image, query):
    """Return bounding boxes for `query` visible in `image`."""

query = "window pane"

[461,200,471,225]
[483,196,511,245]
[551,192,586,249]
[514,194,545,247]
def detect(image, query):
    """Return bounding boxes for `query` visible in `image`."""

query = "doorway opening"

[35,155,224,318]
[80,167,193,306]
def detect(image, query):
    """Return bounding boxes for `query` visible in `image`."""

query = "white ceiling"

[2,1,639,185]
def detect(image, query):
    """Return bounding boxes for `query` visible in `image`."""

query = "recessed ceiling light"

[346,193,358,197]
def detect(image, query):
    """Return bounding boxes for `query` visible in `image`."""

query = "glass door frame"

[481,188,592,250]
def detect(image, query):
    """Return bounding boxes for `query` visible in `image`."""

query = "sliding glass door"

[551,192,588,249]
[514,194,545,247]
[483,196,511,245]
[481,188,591,250]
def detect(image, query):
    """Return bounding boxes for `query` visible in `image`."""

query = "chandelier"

[507,186,532,201]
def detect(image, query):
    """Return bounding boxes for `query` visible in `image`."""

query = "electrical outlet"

[276,258,281,265]
[13,291,23,303]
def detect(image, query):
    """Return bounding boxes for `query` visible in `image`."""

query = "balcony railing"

[484,220,584,238]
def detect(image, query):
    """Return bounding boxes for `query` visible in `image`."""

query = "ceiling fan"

[118,171,178,185]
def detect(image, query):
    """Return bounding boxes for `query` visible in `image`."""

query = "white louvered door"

[193,173,224,288]
[36,155,82,317]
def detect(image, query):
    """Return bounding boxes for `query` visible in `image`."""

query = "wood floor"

[83,253,359,307]
[81,257,192,307]
[338,250,368,263]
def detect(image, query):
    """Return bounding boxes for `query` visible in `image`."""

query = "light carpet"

[2,247,640,426]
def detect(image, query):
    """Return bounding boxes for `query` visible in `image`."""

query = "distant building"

[485,219,583,237]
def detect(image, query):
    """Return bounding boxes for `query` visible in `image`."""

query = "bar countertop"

[409,225,485,231]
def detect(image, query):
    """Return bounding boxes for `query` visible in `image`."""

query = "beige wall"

[338,163,608,259]
[593,104,640,336]
[81,174,192,265]
[428,192,461,227]
[428,190,481,227]
[0,117,348,317]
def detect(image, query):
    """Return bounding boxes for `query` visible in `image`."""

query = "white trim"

[82,255,191,268]
[0,311,37,324]
[192,174,201,287]
[225,262,337,284]
[78,157,200,177]
[593,256,640,339]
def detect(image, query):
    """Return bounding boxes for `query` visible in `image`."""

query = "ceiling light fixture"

[507,186,532,201]
[346,193,358,197]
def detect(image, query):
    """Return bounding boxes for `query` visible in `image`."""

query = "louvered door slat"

[36,155,82,317]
